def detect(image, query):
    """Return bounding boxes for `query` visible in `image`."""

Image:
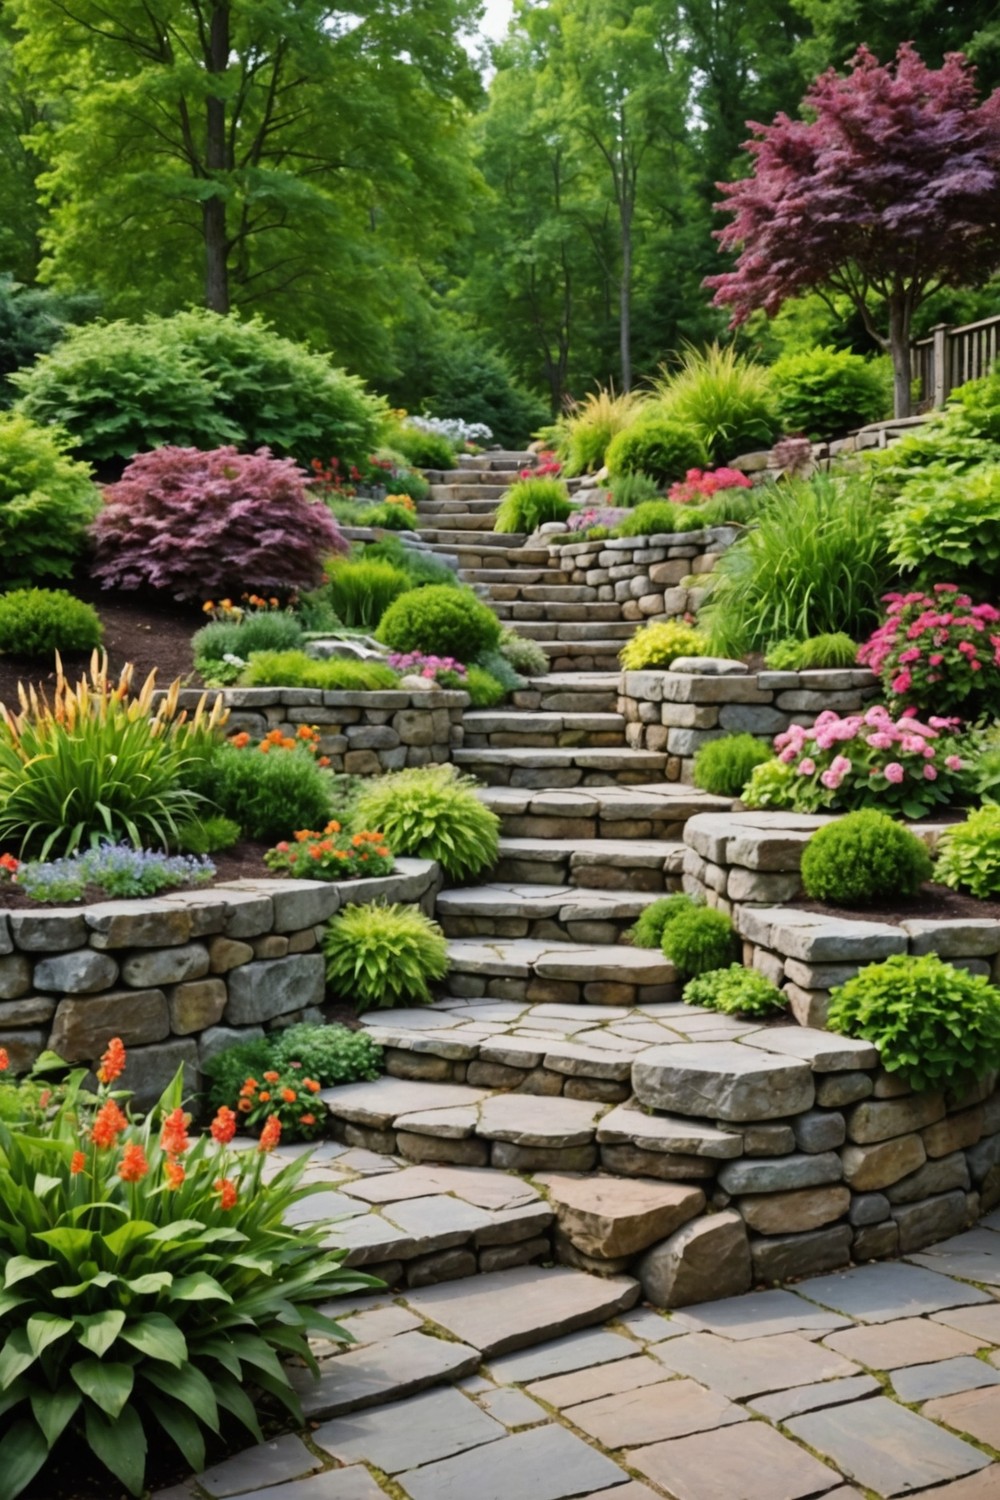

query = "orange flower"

[262,1071,280,1083]
[237,1098,252,1113]
[165,1159,185,1190]
[230,731,251,749]
[259,741,271,754]
[258,1090,271,1102]
[160,1107,190,1158]
[299,1113,317,1127]
[304,1078,321,1094]
[239,1078,258,1097]
[91,1100,128,1148]
[258,1116,281,1153]
[39,1089,51,1109]
[318,756,331,767]
[281,1087,297,1103]
[0,1048,8,1072]
[274,841,289,853]
[297,724,315,740]
[202,600,215,613]
[70,1150,86,1175]
[264,729,285,745]
[214,1177,238,1210]
[293,829,312,843]
[118,1142,149,1183]
[210,1106,237,1144]
[97,1036,126,1085]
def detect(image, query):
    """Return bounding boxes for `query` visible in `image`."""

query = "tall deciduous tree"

[707,44,1000,416]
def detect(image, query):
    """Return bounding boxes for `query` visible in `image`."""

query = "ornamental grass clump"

[240,651,399,691]
[353,765,500,880]
[323,557,413,629]
[0,1038,370,1499]
[828,953,1000,1090]
[0,655,225,859]
[936,805,1000,899]
[858,586,1000,721]
[494,477,572,534]
[765,633,859,671]
[562,386,646,474]
[324,901,450,1011]
[653,344,777,461]
[800,810,932,906]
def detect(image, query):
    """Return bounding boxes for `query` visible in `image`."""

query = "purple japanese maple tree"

[706,45,1000,416]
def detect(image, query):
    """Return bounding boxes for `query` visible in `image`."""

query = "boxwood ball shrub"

[464,664,508,707]
[92,446,348,600]
[605,418,708,484]
[693,734,772,798]
[628,892,697,949]
[0,413,98,588]
[390,425,457,471]
[354,765,500,880]
[324,901,450,1011]
[800,810,932,907]
[619,620,708,671]
[376,584,502,661]
[494,477,572,534]
[936,805,1000,899]
[683,964,787,1017]
[187,742,332,842]
[661,905,737,979]
[770,346,889,439]
[828,952,1000,1090]
[0,588,102,657]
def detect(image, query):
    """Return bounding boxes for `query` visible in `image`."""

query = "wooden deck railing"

[913,314,1000,408]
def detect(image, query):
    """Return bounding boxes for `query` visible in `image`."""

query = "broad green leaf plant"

[0,1038,372,1498]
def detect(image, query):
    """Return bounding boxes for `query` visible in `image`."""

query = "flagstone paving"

[155,1202,1000,1500]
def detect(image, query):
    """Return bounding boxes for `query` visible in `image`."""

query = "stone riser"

[444,974,679,1009]
[490,602,620,622]
[418,512,500,531]
[438,913,639,945]
[543,651,629,674]
[482,583,598,602]
[513,622,636,643]
[492,858,680,893]
[418,529,523,547]
[463,767,664,789]
[462,732,625,751]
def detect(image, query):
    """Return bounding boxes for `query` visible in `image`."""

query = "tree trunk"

[619,203,632,392]
[203,4,230,314]
[888,298,913,419]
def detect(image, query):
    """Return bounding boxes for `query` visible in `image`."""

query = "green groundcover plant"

[0,1039,372,1499]
[324,901,450,1011]
[764,634,858,671]
[828,952,1000,1090]
[619,621,708,672]
[354,765,500,880]
[683,964,787,1017]
[935,805,1000,900]
[203,1025,383,1119]
[693,734,772,798]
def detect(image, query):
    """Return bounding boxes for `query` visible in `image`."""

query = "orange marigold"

[258,1116,281,1153]
[299,1113,317,1127]
[210,1106,237,1144]
[0,1048,8,1072]
[91,1099,128,1148]
[281,1087,297,1103]
[160,1107,190,1158]
[239,1078,258,1096]
[118,1142,149,1183]
[214,1177,238,1211]
[258,1090,271,1102]
[97,1036,127,1085]
[237,1098,252,1113]
[303,1078,321,1094]
[70,1150,86,1175]
[230,731,251,749]
[164,1159,185,1190]
[262,1070,280,1083]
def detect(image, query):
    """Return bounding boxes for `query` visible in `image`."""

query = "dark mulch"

[796,881,1000,927]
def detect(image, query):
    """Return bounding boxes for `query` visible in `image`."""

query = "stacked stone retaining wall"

[548,529,738,622]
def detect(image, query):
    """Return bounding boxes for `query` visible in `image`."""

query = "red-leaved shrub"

[92,446,348,598]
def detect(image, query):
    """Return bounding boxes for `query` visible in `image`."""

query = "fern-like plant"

[354,765,500,879]
[324,901,450,1010]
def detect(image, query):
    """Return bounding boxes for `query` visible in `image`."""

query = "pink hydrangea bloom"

[884,762,905,784]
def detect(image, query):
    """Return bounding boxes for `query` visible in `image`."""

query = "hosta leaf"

[0,1331,38,1387]
[0,1418,49,1500]
[145,1363,219,1433]
[168,1273,232,1304]
[51,1270,118,1298]
[71,1359,134,1419]
[76,1309,127,1358]
[29,1387,80,1448]
[33,1228,94,1259]
[3,1256,55,1289]
[120,1312,187,1367]
[124,1271,172,1295]
[102,1220,157,1256]
[26,1313,74,1358]
[83,1402,146,1497]
[214,1373,263,1440]
[145,1392,206,1473]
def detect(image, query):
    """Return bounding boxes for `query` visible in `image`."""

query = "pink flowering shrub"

[772,705,972,819]
[858,586,1000,721]
[92,446,348,599]
[566,506,623,533]
[387,652,468,686]
[668,467,752,504]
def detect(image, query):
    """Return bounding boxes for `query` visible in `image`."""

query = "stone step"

[476,781,733,839]
[459,568,568,587]
[461,710,626,750]
[444,938,678,1008]
[510,673,622,714]
[426,485,509,501]
[481,583,599,604]
[491,601,622,622]
[453,745,668,788]
[494,836,685,891]
[436,881,662,944]
[538,641,631,673]
[417,512,502,532]
[417,529,525,548]
[512,621,636,642]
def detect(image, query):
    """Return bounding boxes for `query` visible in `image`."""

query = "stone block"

[33,949,119,995]
[271,882,341,932]
[841,1134,926,1190]
[852,1221,900,1261]
[923,1107,984,1158]
[0,955,32,1000]
[727,868,802,904]
[85,902,193,950]
[225,954,325,1024]
[847,1093,946,1144]
[49,989,170,1061]
[848,1192,890,1226]
[121,943,210,988]
[750,1224,853,1282]
[8,910,87,951]
[886,1151,970,1205]
[208,936,254,973]
[815,1071,874,1108]
[538,1176,705,1259]
[717,705,786,735]
[639,1210,751,1309]
[892,1190,971,1252]
[168,978,228,1035]
[221,892,274,938]
[718,1152,842,1195]
[633,1042,814,1122]
[0,995,55,1028]
[737,1185,850,1235]
[119,1037,199,1109]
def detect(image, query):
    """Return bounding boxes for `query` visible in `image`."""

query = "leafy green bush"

[390,426,456,471]
[363,537,459,589]
[0,588,102,657]
[801,810,932,906]
[475,649,525,695]
[701,473,892,657]
[770,347,889,439]
[828,952,1000,1090]
[562,388,647,475]
[498,627,549,677]
[693,734,772,797]
[187,743,332,842]
[204,1023,383,1113]
[742,757,798,809]
[613,500,707,537]
[936,806,1000,899]
[619,620,708,671]
[15,311,383,466]
[494,477,571,534]
[241,651,399,691]
[605,417,708,484]
[324,901,449,1011]
[0,276,98,408]
[765,634,859,671]
[628,892,697,949]
[464,664,508,707]
[609,471,661,507]
[354,765,500,880]
[0,414,98,588]
[683,963,787,1016]
[326,496,417,531]
[697,486,763,527]
[0,1055,366,1499]
[655,344,777,461]
[173,815,242,856]
[323,558,413,629]
[377,584,502,660]
[884,463,1000,590]
[661,904,737,979]
[192,612,304,684]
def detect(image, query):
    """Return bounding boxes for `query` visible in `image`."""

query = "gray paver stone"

[287,1330,480,1418]
[313,1385,504,1473]
[893,1357,1000,1403]
[672,1287,849,1341]
[750,1374,882,1422]
[526,1354,667,1409]
[567,1377,747,1447]
[628,1420,840,1500]
[652,1330,859,1398]
[226,1472,387,1500]
[401,1422,629,1500]
[476,1387,546,1427]
[197,1435,318,1496]
[797,1263,990,1323]
[487,1329,638,1384]
[787,1396,990,1496]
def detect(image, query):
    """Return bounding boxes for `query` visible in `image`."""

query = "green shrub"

[0,588,102,657]
[326,496,417,531]
[801,810,933,906]
[363,538,459,589]
[628,892,697,949]
[770,347,889,439]
[390,426,456,471]
[693,734,772,797]
[173,815,242,856]
[661,904,737,979]
[741,757,798,809]
[354,765,500,880]
[655,344,777,461]
[884,463,1000,590]
[0,414,98,587]
[697,486,763,527]
[701,473,892,657]
[204,1023,383,1112]
[936,806,1000,899]
[324,901,450,1011]
[192,612,304,683]
[188,743,332,842]
[464,664,509,707]
[475,649,525,695]
[562,387,646,475]
[323,558,413,629]
[683,963,787,1016]
[494,476,572,534]
[619,620,708,671]
[613,500,707,537]
[377,584,502,660]
[498,627,549,677]
[764,633,859,671]
[605,417,708,484]
[241,651,399,691]
[828,952,1000,1090]
[609,471,661,507]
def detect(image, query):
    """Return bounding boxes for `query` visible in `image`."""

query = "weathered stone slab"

[751,1225,853,1282]
[225,953,325,1022]
[476,1094,603,1147]
[537,1175,704,1259]
[750,1374,882,1422]
[312,1385,504,1473]
[841,1135,926,1191]
[568,1377,747,1447]
[651,1326,857,1399]
[629,1419,841,1500]
[797,1263,991,1323]
[487,1328,639,1384]
[526,1355,667,1410]
[638,1210,751,1309]
[787,1396,990,1495]
[288,1330,480,1418]
[738,1185,851,1235]
[893,1357,1000,1404]
[742,1028,878,1072]
[718,1152,842,1194]
[196,1434,318,1497]
[633,1043,814,1122]
[402,1422,628,1500]
[596,1104,742,1158]
[847,1094,946,1144]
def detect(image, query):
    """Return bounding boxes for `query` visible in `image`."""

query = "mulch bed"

[796,882,1000,926]
[0,839,281,909]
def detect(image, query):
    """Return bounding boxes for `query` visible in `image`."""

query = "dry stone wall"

[548,528,738,622]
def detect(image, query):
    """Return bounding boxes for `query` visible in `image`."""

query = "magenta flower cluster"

[668,467,752,504]
[567,507,622,532]
[387,652,468,682]
[773,704,970,818]
[858,585,1000,721]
